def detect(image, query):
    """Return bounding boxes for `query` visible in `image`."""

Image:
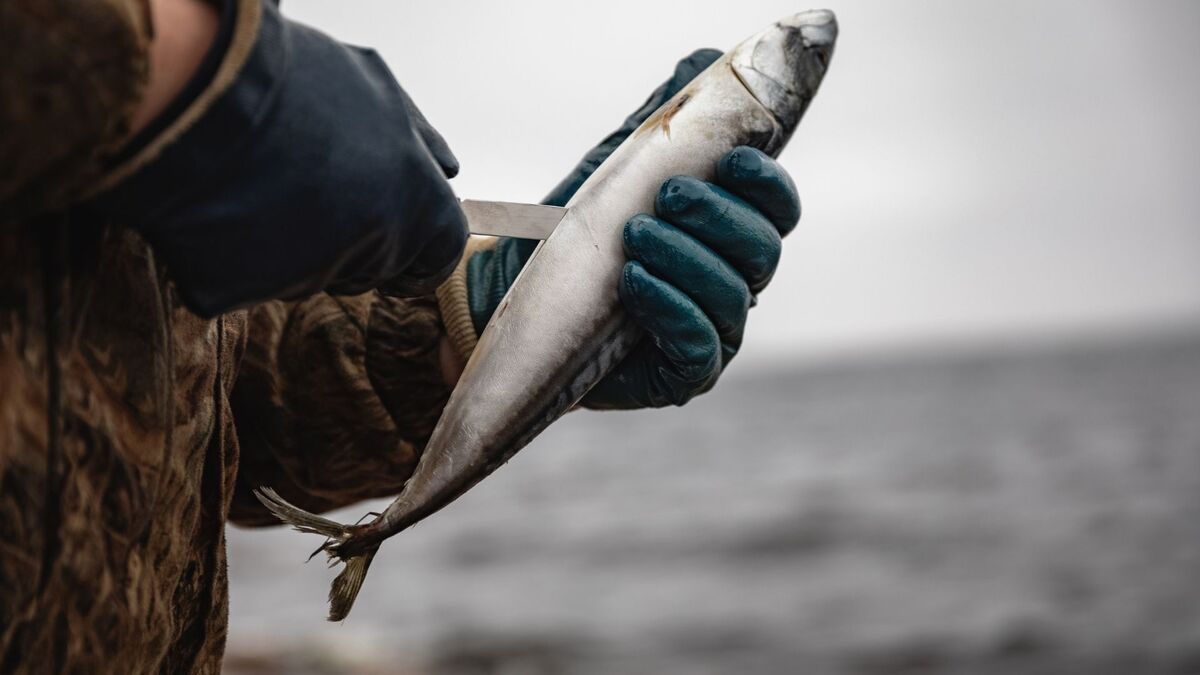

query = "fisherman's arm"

[227,291,458,525]
[0,0,158,220]
[77,0,468,316]
[0,0,473,523]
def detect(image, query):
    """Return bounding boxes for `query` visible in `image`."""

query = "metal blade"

[460,199,567,240]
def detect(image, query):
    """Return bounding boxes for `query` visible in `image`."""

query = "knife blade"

[460,199,568,240]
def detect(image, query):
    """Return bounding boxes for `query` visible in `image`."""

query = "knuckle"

[666,387,695,407]
[709,282,751,338]
[741,234,782,288]
[666,364,717,406]
[675,345,720,388]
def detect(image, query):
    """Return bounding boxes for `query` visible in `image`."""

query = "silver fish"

[256,9,838,621]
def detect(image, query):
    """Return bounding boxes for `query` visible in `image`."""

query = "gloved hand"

[85,0,467,316]
[465,49,801,410]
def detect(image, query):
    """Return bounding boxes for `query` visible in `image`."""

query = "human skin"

[128,0,219,134]
[439,337,468,384]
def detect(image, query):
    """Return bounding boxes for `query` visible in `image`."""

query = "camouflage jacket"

[0,0,480,672]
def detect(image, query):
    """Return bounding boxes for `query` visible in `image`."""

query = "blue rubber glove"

[467,50,801,410]
[582,146,798,409]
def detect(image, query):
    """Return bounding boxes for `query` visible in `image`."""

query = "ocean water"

[224,336,1200,674]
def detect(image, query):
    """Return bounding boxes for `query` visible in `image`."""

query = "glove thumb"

[542,48,723,207]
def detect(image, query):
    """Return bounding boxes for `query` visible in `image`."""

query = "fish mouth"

[789,9,838,54]
[729,9,837,130]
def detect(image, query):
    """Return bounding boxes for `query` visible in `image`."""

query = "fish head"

[729,9,837,137]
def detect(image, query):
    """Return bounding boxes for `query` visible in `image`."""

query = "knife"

[460,199,567,240]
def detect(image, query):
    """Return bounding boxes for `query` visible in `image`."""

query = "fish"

[255,9,838,621]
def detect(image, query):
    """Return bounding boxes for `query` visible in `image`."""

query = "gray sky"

[286,0,1200,363]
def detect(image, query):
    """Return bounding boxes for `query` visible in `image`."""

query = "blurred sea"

[224,335,1200,675]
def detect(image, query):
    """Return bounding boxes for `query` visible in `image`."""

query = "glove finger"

[619,261,721,405]
[397,85,460,179]
[655,176,782,293]
[628,48,724,129]
[716,146,801,236]
[624,215,750,364]
[542,48,723,207]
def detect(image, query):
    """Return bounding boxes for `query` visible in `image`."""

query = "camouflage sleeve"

[0,0,151,221]
[228,290,462,526]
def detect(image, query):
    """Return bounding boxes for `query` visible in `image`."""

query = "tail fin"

[253,487,379,621]
[254,487,351,539]
[328,549,376,621]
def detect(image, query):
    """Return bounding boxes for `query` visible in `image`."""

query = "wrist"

[129,0,223,138]
[438,335,467,386]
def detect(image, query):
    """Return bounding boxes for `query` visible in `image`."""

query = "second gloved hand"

[85,0,468,316]
[580,146,799,409]
[463,50,801,411]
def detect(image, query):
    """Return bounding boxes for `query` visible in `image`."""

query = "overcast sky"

[285,0,1200,363]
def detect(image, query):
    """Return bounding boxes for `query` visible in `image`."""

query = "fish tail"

[328,549,377,621]
[253,486,352,539]
[253,486,381,621]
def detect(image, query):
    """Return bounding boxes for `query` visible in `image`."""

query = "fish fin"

[253,487,351,539]
[254,486,382,621]
[328,548,377,622]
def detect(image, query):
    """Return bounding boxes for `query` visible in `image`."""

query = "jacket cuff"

[83,0,262,197]
[435,236,497,361]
